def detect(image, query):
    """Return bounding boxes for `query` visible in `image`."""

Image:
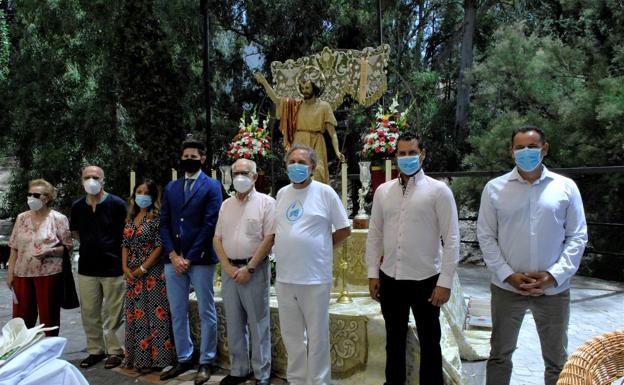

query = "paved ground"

[1,265,622,385]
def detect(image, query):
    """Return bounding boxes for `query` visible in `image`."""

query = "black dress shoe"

[256,378,270,385]
[80,353,106,368]
[160,361,194,381]
[220,374,251,385]
[138,367,153,375]
[194,363,214,385]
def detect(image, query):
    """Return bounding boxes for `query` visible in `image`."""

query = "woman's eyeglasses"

[27,193,45,199]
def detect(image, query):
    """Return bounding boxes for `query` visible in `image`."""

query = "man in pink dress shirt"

[365,131,460,385]
[213,158,275,385]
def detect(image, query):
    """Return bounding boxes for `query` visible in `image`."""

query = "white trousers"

[275,282,332,385]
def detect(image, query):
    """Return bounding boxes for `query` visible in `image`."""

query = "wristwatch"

[246,265,255,274]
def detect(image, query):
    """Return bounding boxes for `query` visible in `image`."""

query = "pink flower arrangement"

[361,97,410,160]
[226,112,272,162]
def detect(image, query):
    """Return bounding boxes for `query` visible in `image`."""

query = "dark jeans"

[380,271,443,385]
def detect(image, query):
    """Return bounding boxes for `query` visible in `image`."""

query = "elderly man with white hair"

[272,144,351,385]
[213,158,275,385]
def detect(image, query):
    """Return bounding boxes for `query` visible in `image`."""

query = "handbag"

[59,245,80,310]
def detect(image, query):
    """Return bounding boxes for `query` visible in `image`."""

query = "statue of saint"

[255,66,345,184]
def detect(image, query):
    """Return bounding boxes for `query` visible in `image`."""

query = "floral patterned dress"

[121,216,175,369]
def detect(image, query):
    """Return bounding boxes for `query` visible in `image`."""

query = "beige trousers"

[78,274,125,355]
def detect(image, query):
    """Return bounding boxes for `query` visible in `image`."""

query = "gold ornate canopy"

[270,44,390,110]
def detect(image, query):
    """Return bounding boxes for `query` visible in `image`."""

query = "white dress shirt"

[365,170,460,289]
[184,169,202,190]
[477,166,587,295]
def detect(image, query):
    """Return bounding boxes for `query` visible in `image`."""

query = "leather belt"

[227,256,268,266]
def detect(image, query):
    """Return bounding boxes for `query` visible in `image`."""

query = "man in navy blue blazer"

[159,138,223,385]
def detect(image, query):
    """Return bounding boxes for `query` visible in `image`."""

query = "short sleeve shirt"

[70,193,127,277]
[273,181,350,284]
[214,189,276,260]
[9,210,72,277]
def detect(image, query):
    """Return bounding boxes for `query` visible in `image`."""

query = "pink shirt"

[9,210,73,277]
[214,189,275,260]
[365,170,460,288]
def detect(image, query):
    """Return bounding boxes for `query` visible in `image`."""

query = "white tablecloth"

[0,337,88,385]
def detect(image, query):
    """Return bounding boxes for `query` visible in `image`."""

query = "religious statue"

[255,67,344,184]
[255,45,391,184]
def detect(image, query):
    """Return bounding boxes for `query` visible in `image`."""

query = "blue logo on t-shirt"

[286,200,304,222]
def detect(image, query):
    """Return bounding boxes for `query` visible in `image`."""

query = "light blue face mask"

[287,163,310,184]
[135,194,153,209]
[514,147,542,172]
[397,155,421,176]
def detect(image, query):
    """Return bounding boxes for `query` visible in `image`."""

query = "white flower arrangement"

[361,97,410,160]
[227,112,272,162]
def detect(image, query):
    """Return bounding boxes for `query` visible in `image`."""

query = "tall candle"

[341,162,348,209]
[130,170,136,195]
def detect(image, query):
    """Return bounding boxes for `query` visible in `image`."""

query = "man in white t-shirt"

[273,144,351,385]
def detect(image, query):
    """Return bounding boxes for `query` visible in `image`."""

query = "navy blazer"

[160,171,223,265]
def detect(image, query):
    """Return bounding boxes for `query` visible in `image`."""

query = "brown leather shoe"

[194,363,214,385]
[104,354,124,369]
[160,361,194,381]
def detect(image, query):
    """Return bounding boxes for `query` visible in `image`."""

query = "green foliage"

[0,7,8,83]
[113,0,187,184]
[457,18,624,280]
[4,0,138,218]
[0,6,10,158]
[465,21,623,193]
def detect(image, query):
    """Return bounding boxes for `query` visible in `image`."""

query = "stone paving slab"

[460,264,624,385]
[1,265,622,385]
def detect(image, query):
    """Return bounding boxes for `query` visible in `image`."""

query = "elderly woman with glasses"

[6,179,72,336]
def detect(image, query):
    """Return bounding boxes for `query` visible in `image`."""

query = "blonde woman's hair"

[28,179,57,204]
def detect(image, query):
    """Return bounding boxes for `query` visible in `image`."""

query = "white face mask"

[233,175,254,193]
[27,196,44,211]
[83,178,102,195]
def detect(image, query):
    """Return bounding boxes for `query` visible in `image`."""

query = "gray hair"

[285,144,317,167]
[232,158,257,174]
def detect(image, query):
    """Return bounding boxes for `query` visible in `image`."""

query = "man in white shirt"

[273,144,351,385]
[477,126,587,385]
[365,131,460,385]
[214,159,275,385]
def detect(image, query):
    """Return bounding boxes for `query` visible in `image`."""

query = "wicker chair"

[557,329,624,385]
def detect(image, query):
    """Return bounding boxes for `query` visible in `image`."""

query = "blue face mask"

[514,148,542,172]
[135,194,153,209]
[287,163,310,184]
[397,155,421,176]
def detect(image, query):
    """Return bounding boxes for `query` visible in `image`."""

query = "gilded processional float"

[199,45,491,385]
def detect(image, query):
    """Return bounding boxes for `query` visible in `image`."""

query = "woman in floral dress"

[121,179,175,374]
